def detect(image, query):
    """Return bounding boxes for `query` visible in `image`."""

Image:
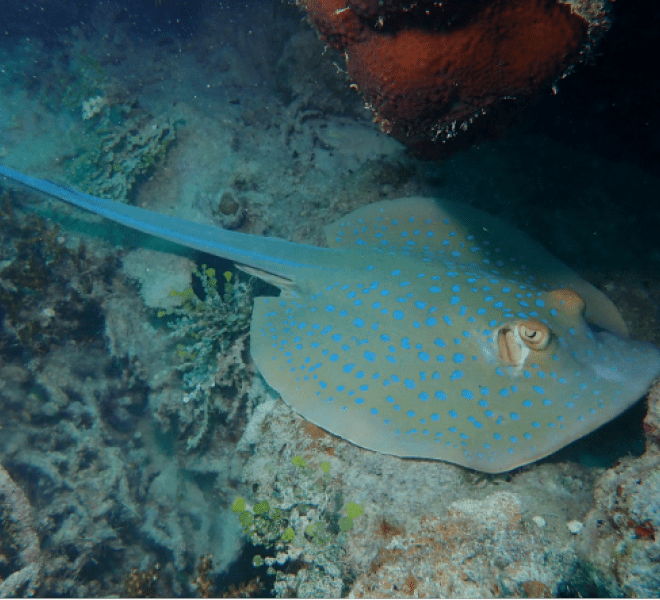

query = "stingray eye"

[548,289,586,316]
[517,320,551,350]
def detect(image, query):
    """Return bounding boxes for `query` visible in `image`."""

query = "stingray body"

[2,164,659,473]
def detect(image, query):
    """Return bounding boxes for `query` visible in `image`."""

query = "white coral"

[82,95,107,120]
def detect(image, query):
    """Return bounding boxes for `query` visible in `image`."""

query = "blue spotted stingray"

[2,164,659,473]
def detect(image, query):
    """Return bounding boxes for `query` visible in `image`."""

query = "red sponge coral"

[301,0,609,155]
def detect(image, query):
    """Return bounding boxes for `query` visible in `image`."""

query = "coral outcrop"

[299,0,611,155]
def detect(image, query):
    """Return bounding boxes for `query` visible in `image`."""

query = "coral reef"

[0,191,116,360]
[0,193,244,595]
[0,462,42,596]
[299,0,611,155]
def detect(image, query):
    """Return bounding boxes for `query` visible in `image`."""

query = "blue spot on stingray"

[450,296,460,305]
[393,310,405,320]
[415,301,426,309]
[494,433,502,441]
[453,353,465,364]
[499,388,510,397]
[533,385,545,395]
[435,391,447,401]
[404,379,415,390]
[419,392,429,401]
[370,408,378,415]
[407,410,415,417]
[443,315,452,326]
[364,351,376,362]
[510,412,519,420]
[418,351,430,362]
[462,390,474,399]
[329,354,338,362]
[532,421,540,428]
[359,385,369,391]
[343,363,354,373]
[478,399,488,407]
[326,305,335,312]
[434,338,446,348]
[386,395,394,404]
[356,371,365,378]
[430,286,441,293]
[426,317,437,327]
[522,400,532,407]
[449,410,458,418]
[450,370,464,381]
[355,398,365,405]
[319,381,327,389]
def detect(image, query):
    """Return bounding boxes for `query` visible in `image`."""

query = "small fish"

[2,165,658,473]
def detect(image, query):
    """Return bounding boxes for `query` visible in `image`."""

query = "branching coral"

[158,267,254,450]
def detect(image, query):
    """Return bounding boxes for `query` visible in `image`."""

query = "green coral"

[232,459,364,597]
[161,267,253,450]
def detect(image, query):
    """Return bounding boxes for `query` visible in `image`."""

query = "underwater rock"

[121,248,195,310]
[583,449,660,597]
